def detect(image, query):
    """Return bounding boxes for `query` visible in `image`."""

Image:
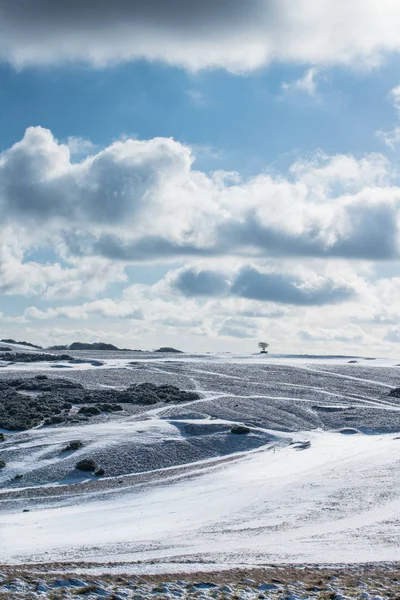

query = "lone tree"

[258,342,269,354]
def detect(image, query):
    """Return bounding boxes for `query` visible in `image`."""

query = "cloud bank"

[172,266,355,306]
[2,1,400,70]
[1,126,400,354]
[1,127,399,267]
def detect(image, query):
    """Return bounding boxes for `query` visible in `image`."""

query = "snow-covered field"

[1,350,400,569]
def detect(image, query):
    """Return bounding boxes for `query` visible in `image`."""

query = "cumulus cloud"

[1,1,400,71]
[171,265,355,305]
[25,299,142,321]
[2,127,399,267]
[171,269,230,297]
[378,84,400,148]
[231,267,354,305]
[0,227,126,298]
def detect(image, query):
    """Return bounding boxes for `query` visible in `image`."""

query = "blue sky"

[2,0,400,355]
[1,60,400,173]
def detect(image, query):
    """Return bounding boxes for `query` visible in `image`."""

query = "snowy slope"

[1,431,400,565]
[1,354,400,568]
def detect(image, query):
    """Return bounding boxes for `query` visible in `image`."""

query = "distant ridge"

[48,342,135,351]
[154,347,183,353]
[1,338,42,349]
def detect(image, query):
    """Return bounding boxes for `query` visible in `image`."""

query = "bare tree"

[258,342,269,353]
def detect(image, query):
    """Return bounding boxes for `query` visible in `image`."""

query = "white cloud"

[282,68,321,96]
[0,227,126,298]
[2,1,400,71]
[1,127,399,267]
[2,126,400,354]
[25,298,142,321]
[389,85,400,111]
[377,84,400,147]
[11,260,400,355]
[66,136,96,156]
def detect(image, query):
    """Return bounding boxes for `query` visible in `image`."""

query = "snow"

[0,351,399,374]
[1,431,400,565]
[2,353,400,569]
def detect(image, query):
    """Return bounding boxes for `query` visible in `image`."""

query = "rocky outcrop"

[0,377,201,431]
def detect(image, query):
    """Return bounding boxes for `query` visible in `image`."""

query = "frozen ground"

[1,350,400,568]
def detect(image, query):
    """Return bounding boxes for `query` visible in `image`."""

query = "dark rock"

[0,433,5,442]
[44,415,65,425]
[0,387,71,430]
[78,405,101,416]
[62,440,83,452]
[231,425,251,435]
[23,509,30,512]
[0,346,12,352]
[0,459,6,468]
[0,377,200,431]
[75,458,97,472]
[389,388,400,398]
[35,374,48,380]
[13,474,23,480]
[94,467,105,476]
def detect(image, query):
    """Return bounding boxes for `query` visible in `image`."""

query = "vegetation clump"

[0,376,200,431]
[0,352,74,363]
[389,388,400,398]
[78,405,101,416]
[231,425,251,435]
[75,458,97,472]
[62,440,83,452]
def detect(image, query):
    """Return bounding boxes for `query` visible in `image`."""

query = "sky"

[1,0,400,355]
